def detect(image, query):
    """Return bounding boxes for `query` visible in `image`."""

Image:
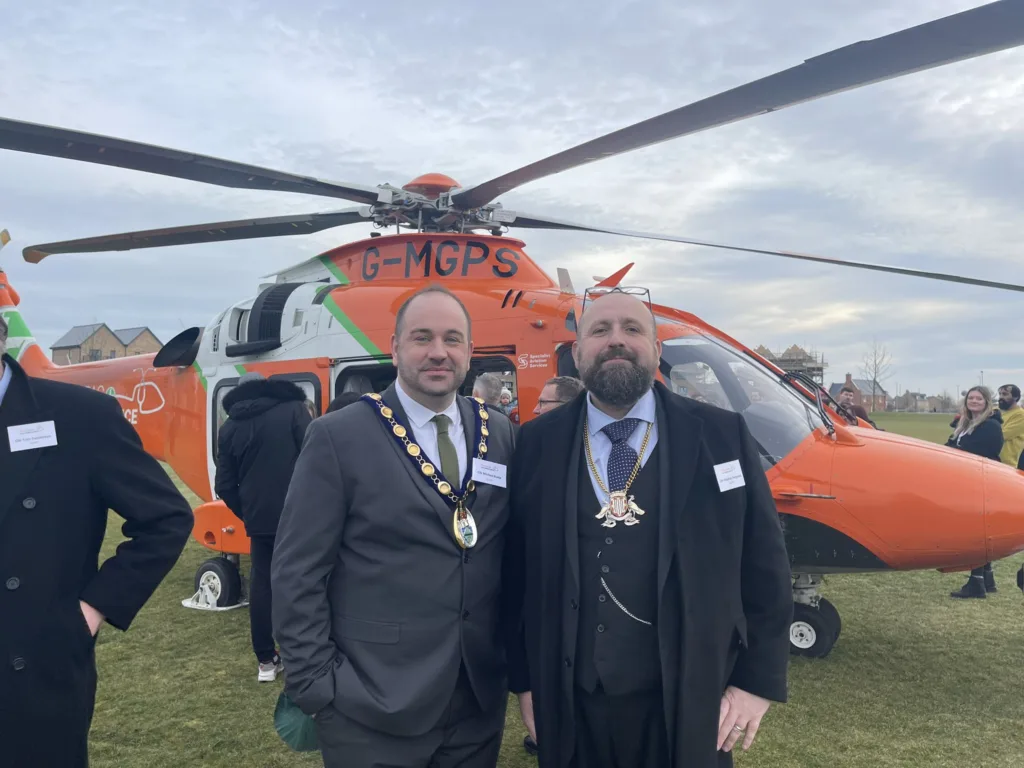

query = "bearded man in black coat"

[503,290,793,768]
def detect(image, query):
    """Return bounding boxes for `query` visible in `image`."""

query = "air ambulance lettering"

[493,247,519,278]
[362,246,382,280]
[434,240,460,277]
[405,241,431,278]
[358,240,521,282]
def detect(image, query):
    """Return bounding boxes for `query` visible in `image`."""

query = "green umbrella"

[273,691,320,752]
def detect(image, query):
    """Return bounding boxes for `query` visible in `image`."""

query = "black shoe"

[983,564,997,593]
[524,735,538,757]
[951,575,986,599]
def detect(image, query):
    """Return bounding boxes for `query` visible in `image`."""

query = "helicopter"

[2,0,1024,658]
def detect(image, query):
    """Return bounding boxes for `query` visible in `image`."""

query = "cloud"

[1,0,1022,398]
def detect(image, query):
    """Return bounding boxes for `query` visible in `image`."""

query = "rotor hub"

[402,173,461,200]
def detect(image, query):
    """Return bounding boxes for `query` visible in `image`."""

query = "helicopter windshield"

[660,334,825,468]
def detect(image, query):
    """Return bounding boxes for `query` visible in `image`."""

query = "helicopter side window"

[661,336,824,469]
[211,379,237,460]
[464,357,519,421]
[556,343,579,378]
[335,364,398,398]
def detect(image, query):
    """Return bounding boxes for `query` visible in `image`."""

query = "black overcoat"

[0,355,193,767]
[504,382,793,768]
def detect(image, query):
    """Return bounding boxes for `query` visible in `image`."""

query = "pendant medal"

[596,491,645,528]
[453,503,478,549]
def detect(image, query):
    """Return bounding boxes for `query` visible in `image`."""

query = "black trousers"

[315,665,506,768]
[571,685,669,768]
[249,534,278,663]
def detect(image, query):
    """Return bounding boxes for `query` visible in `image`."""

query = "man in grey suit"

[271,285,516,768]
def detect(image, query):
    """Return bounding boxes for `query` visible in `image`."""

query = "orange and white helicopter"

[3,2,1024,657]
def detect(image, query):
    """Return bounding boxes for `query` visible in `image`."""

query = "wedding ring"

[732,725,744,732]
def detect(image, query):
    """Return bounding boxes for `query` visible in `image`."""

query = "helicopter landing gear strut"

[789,574,841,658]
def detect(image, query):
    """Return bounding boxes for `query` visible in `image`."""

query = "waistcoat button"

[5,577,19,590]
[22,498,36,510]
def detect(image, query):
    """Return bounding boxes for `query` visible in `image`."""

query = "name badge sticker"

[8,421,58,453]
[472,458,507,488]
[714,460,745,492]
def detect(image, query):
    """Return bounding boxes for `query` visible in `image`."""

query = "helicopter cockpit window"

[660,335,824,469]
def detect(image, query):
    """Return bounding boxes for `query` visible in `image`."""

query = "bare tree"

[859,340,893,412]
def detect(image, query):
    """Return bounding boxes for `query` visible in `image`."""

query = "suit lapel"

[653,382,704,600]
[0,358,53,529]
[378,383,453,532]
[560,398,587,593]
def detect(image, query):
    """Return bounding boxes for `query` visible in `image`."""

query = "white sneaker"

[258,656,283,682]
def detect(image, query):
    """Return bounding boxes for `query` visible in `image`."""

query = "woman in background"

[946,386,1003,599]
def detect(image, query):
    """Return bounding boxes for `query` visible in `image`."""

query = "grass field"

[87,412,1024,767]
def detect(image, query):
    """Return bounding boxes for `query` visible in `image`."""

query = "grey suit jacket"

[271,382,515,737]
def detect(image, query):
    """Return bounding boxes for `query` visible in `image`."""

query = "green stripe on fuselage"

[318,255,350,285]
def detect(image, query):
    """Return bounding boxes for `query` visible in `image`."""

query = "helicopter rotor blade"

[505,212,1024,294]
[0,117,384,206]
[22,207,372,263]
[453,1,1024,210]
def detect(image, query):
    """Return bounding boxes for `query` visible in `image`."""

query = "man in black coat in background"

[503,291,793,768]
[215,371,311,681]
[0,317,193,768]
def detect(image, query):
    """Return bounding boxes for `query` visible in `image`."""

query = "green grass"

[872,411,955,444]
[88,414,1024,767]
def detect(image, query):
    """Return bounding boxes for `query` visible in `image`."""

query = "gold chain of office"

[365,392,490,548]
[583,414,652,528]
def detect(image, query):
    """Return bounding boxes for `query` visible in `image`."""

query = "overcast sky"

[1,0,1021,398]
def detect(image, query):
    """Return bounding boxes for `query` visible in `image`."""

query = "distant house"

[894,391,929,412]
[51,323,162,365]
[754,344,827,386]
[828,373,889,413]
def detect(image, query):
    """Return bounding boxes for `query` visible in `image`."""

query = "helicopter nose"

[983,462,1024,561]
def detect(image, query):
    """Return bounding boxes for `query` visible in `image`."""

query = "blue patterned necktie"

[600,418,642,492]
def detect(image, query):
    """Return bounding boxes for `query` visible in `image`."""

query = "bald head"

[577,291,656,341]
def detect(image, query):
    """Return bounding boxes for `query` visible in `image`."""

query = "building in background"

[50,323,162,365]
[828,373,890,413]
[754,344,827,386]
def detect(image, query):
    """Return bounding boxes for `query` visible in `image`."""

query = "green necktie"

[431,414,461,483]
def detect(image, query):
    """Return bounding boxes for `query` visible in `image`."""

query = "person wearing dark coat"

[0,339,193,767]
[503,291,793,768]
[946,385,1004,599]
[214,372,312,679]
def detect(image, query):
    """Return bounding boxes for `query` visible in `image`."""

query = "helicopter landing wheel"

[789,598,841,658]
[193,556,242,608]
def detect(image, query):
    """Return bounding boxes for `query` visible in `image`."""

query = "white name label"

[8,420,58,452]
[714,460,745,492]
[472,458,507,488]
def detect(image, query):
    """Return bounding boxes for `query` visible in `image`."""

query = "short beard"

[998,400,1013,410]
[581,349,653,408]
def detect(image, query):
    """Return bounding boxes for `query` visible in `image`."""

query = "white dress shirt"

[584,387,659,501]
[394,379,468,485]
